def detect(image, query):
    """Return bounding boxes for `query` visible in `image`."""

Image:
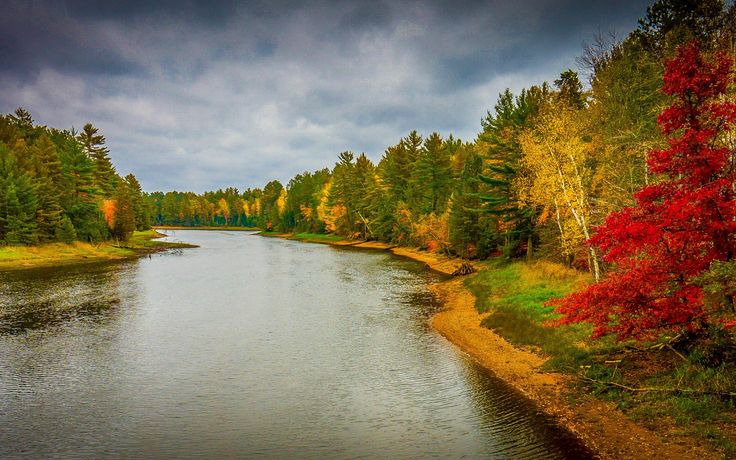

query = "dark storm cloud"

[0,0,652,192]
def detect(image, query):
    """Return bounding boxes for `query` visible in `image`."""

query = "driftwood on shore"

[452,262,476,276]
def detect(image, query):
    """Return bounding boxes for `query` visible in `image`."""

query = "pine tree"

[449,151,485,258]
[479,86,549,259]
[32,134,64,241]
[0,146,38,245]
[408,132,452,214]
[78,123,117,196]
[55,215,77,243]
[124,173,150,230]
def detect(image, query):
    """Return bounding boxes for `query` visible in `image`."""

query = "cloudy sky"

[0,0,651,193]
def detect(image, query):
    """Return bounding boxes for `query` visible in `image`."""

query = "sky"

[0,0,653,193]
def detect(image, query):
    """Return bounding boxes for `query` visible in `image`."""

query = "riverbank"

[261,231,727,459]
[0,230,197,271]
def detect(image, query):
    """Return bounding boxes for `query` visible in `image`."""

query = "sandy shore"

[263,232,720,458]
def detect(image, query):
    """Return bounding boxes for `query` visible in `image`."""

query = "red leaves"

[661,42,732,99]
[552,42,736,341]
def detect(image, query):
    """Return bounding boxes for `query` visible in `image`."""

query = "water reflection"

[0,231,593,459]
[0,261,137,334]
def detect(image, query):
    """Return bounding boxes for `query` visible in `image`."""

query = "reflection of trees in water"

[0,263,135,334]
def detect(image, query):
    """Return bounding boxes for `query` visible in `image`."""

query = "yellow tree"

[518,103,605,280]
[276,189,287,217]
[217,197,230,225]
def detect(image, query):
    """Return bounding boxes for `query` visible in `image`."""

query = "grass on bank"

[291,232,346,243]
[465,258,736,454]
[0,229,195,270]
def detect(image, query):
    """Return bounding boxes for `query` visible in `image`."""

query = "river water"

[0,230,592,459]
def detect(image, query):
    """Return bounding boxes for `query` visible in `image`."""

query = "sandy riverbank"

[267,232,719,459]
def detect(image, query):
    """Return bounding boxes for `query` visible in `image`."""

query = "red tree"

[551,43,736,341]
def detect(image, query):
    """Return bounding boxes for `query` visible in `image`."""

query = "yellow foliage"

[518,104,600,256]
[410,212,450,252]
[276,189,287,216]
[316,181,333,229]
[217,197,230,220]
[518,102,603,279]
[299,204,313,219]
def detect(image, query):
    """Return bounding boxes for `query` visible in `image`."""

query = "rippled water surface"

[0,231,592,459]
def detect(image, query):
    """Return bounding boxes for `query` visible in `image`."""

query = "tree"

[124,173,150,230]
[110,182,137,241]
[408,132,452,214]
[55,215,77,243]
[552,43,736,341]
[449,150,485,258]
[0,145,38,244]
[554,69,586,108]
[78,123,117,196]
[479,86,549,259]
[32,134,64,241]
[519,100,604,279]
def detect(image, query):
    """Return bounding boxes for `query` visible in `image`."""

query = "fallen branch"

[579,375,736,399]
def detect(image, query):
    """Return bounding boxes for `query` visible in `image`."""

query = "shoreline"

[0,230,197,272]
[262,231,719,459]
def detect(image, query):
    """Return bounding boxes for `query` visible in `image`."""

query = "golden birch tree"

[518,103,604,280]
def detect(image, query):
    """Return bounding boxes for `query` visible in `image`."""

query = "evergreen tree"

[124,173,151,230]
[32,134,64,241]
[78,123,117,196]
[0,146,38,245]
[111,182,137,242]
[479,86,548,259]
[408,132,452,215]
[55,215,77,243]
[449,151,486,258]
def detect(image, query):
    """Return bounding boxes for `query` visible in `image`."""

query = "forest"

[0,111,151,245]
[1,0,734,342]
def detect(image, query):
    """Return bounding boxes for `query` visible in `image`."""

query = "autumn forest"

[2,1,736,455]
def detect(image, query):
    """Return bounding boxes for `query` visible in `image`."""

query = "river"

[0,230,592,458]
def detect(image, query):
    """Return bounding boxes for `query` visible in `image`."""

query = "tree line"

[0,111,151,244]
[150,0,736,339]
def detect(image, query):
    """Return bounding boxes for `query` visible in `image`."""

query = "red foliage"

[551,43,736,341]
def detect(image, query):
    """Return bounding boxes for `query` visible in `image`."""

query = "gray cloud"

[0,0,651,192]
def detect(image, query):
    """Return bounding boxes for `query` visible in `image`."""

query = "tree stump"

[452,262,476,276]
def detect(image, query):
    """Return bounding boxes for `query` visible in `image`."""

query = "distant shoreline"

[154,226,259,232]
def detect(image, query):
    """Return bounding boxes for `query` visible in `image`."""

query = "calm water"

[0,230,592,459]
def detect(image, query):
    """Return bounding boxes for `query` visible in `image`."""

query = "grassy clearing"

[464,259,606,371]
[464,258,736,453]
[0,229,195,271]
[291,232,346,243]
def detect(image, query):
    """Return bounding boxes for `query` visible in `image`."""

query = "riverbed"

[0,230,591,458]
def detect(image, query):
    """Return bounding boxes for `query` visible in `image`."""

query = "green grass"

[0,229,196,270]
[464,259,604,371]
[464,258,736,452]
[291,232,346,243]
